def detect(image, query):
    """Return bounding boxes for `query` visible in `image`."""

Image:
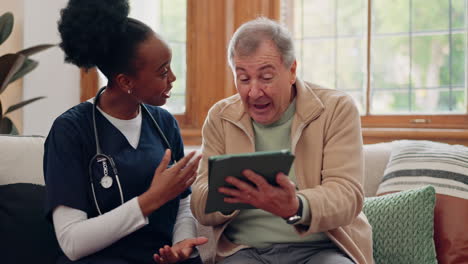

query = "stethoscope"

[89,87,175,215]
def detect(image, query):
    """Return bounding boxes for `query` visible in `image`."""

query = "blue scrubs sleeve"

[44,117,91,220]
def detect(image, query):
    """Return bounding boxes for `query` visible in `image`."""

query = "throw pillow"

[377,140,468,264]
[363,185,437,264]
[0,183,61,264]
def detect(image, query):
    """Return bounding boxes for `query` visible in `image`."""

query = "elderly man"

[191,18,373,264]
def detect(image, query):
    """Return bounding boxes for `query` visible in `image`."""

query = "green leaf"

[0,53,25,94]
[4,96,45,115]
[0,12,14,46]
[8,58,38,85]
[0,116,14,134]
[18,44,56,57]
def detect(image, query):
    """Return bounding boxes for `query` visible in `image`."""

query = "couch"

[1,135,466,264]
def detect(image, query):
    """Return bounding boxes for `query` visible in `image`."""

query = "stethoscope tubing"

[89,87,174,215]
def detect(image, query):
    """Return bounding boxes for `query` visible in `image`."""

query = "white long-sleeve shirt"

[53,99,198,261]
[53,196,197,261]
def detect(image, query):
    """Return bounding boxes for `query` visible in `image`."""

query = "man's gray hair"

[227,17,295,70]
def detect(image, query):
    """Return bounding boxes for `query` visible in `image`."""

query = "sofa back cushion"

[363,142,392,197]
[0,135,45,185]
[377,140,468,264]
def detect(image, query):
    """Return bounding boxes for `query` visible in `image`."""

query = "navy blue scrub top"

[44,102,190,264]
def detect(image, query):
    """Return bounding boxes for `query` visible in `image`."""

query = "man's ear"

[115,73,133,93]
[289,60,297,85]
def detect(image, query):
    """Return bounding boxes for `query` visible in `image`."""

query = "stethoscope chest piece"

[100,175,113,189]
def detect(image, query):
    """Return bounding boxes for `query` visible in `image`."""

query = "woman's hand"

[153,237,208,264]
[139,149,202,216]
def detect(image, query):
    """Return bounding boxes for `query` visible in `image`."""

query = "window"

[80,1,468,145]
[99,0,187,114]
[82,0,280,145]
[281,0,368,112]
[281,0,468,141]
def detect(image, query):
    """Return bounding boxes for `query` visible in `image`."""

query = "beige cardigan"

[191,80,374,264]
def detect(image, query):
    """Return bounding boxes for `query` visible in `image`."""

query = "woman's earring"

[127,90,131,94]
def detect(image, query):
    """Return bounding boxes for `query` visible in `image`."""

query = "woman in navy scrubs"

[43,0,207,263]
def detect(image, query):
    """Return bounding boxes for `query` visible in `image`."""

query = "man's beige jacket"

[191,80,374,264]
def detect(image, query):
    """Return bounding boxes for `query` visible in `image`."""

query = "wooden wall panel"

[183,0,229,129]
[80,68,98,102]
[232,0,280,28]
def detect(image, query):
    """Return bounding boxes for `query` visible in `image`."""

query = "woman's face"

[128,34,176,106]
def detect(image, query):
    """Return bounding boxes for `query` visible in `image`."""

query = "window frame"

[80,0,468,146]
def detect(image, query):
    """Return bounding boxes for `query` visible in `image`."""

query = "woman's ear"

[115,73,133,94]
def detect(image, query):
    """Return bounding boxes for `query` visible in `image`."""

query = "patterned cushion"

[377,140,468,264]
[363,185,437,264]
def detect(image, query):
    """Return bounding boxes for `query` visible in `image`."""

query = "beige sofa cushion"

[0,135,45,186]
[363,142,392,197]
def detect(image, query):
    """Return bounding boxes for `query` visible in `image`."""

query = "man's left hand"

[218,170,299,218]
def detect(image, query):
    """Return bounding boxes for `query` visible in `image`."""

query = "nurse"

[43,0,207,263]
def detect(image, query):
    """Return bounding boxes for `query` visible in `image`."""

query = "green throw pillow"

[363,185,437,264]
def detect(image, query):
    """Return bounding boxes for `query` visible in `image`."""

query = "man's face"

[233,40,296,125]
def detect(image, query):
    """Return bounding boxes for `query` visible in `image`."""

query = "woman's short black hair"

[58,0,153,78]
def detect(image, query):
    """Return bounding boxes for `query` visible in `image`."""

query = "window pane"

[372,90,410,113]
[292,0,303,39]
[337,38,366,90]
[371,0,467,114]
[372,0,409,34]
[371,36,410,89]
[337,0,366,35]
[452,0,467,28]
[164,42,186,113]
[412,0,449,31]
[450,33,466,86]
[303,0,335,37]
[412,35,449,87]
[129,0,186,114]
[337,38,366,112]
[282,0,367,113]
[371,35,410,114]
[160,0,186,42]
[371,88,465,113]
[285,0,467,116]
[302,39,335,89]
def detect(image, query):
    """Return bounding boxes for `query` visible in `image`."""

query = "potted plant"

[0,11,55,134]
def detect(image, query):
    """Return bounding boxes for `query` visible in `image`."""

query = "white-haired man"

[191,18,373,264]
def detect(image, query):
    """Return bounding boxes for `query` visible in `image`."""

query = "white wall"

[23,0,80,136]
[1,1,24,133]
